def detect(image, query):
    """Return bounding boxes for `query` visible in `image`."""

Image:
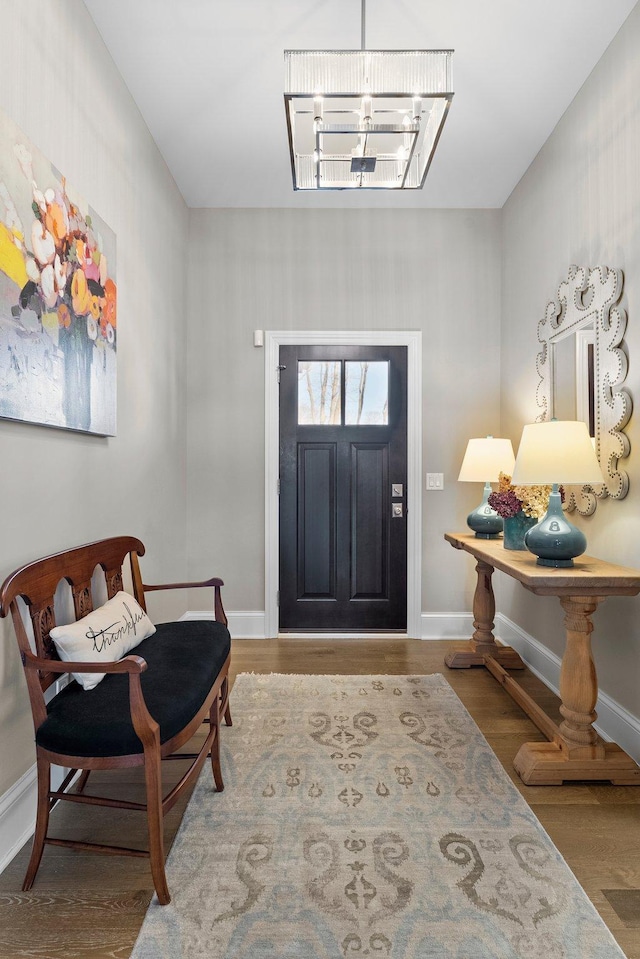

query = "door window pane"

[298,361,341,424]
[345,361,389,425]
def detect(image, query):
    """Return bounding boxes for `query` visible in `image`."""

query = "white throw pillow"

[49,591,156,690]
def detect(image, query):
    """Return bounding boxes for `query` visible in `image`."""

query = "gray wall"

[500,3,640,715]
[3,0,639,812]
[0,0,189,795]
[186,208,502,619]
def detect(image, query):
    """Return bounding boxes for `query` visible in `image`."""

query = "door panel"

[279,345,407,631]
[298,444,336,599]
[351,443,388,600]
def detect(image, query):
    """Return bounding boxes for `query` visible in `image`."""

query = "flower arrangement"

[488,472,558,520]
[3,143,116,348]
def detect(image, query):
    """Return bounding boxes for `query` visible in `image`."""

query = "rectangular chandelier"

[284,50,453,191]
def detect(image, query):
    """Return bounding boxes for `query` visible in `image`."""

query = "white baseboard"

[184,611,476,641]
[0,762,71,875]
[420,612,474,640]
[154,610,640,762]
[276,632,409,639]
[496,613,640,764]
[419,613,640,762]
[0,764,37,874]
[181,610,267,638]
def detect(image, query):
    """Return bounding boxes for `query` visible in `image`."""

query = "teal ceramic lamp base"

[466,482,503,539]
[524,486,587,567]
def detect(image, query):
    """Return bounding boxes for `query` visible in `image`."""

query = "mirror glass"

[551,323,595,438]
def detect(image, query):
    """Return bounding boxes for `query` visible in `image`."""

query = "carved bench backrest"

[0,536,146,696]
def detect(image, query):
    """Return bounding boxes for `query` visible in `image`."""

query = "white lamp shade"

[511,420,605,486]
[457,437,515,483]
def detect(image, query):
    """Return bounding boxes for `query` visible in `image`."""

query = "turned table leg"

[557,596,602,751]
[514,595,640,785]
[445,559,524,669]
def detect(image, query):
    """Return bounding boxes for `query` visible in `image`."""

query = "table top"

[445,532,640,597]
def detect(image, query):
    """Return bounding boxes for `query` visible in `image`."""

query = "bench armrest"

[24,650,158,748]
[142,576,224,591]
[141,577,227,627]
[23,650,148,674]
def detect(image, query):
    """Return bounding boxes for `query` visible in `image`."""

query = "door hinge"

[276,364,287,383]
[276,590,280,606]
[277,478,281,495]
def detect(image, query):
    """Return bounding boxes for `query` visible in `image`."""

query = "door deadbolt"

[392,503,404,518]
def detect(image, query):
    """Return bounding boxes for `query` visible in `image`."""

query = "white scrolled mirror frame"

[535,265,632,515]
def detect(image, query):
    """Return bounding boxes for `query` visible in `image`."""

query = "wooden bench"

[0,535,232,905]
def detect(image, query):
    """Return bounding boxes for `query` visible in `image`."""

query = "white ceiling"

[83,0,637,209]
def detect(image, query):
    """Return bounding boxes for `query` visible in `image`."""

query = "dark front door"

[279,345,408,631]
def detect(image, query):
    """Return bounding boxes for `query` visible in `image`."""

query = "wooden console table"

[445,532,640,785]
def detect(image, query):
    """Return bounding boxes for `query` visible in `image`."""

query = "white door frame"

[265,330,422,638]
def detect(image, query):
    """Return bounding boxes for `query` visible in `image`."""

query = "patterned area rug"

[131,674,626,959]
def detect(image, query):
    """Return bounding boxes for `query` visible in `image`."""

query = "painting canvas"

[0,109,116,435]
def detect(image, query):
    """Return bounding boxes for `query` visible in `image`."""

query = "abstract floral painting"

[0,109,116,435]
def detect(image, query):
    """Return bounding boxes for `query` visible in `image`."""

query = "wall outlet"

[426,472,444,490]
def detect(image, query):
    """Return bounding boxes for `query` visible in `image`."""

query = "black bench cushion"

[36,620,230,758]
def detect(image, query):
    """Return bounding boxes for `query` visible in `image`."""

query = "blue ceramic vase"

[466,482,503,539]
[524,485,587,567]
[503,510,537,550]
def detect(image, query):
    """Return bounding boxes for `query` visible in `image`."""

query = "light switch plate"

[426,472,444,490]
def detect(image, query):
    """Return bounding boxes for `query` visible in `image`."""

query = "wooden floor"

[1,638,640,958]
